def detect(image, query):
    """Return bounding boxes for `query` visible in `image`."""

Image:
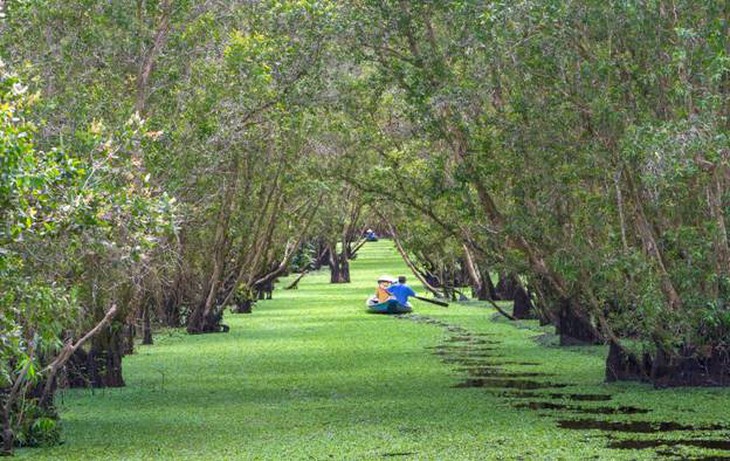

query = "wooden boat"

[365,296,412,314]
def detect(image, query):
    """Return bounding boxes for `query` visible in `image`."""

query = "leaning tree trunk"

[557,298,602,345]
[470,266,498,301]
[285,270,308,290]
[528,274,560,326]
[462,244,497,301]
[187,170,237,335]
[387,225,444,297]
[482,268,498,300]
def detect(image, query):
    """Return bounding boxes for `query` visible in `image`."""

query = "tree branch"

[40,304,118,403]
[379,217,444,297]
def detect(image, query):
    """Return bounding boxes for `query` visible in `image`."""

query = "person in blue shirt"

[365,228,378,241]
[386,275,416,306]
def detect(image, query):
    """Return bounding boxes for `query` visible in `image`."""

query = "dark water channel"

[396,314,730,460]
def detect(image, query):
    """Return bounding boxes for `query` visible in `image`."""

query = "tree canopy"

[0,0,728,454]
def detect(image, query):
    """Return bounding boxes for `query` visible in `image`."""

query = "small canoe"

[365,297,412,314]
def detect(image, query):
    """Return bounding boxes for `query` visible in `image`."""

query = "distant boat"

[365,296,412,314]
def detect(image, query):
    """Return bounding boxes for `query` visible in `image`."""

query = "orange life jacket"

[376,286,391,303]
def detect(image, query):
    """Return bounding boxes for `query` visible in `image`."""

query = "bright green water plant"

[17,240,730,460]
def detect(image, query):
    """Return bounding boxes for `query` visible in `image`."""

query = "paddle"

[414,295,449,307]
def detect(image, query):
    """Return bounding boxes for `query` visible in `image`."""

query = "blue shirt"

[386,284,416,305]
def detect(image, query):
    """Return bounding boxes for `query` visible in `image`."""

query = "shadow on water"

[552,393,613,401]
[557,419,726,433]
[672,457,730,461]
[399,314,729,459]
[514,401,649,415]
[454,378,571,389]
[609,439,730,450]
[431,349,498,358]
[498,391,613,401]
[425,344,497,351]
[658,455,730,461]
[439,357,500,366]
[442,335,499,344]
[461,368,549,379]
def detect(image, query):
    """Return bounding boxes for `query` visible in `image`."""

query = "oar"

[414,295,449,307]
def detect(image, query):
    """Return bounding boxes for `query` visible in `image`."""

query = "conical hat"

[377,274,395,283]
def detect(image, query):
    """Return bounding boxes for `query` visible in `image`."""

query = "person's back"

[387,276,416,305]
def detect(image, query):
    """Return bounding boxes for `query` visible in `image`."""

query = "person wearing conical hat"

[375,275,395,303]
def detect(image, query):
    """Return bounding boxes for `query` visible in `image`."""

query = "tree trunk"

[557,298,602,345]
[88,327,125,388]
[482,268,498,300]
[190,170,238,335]
[605,341,650,383]
[512,285,535,320]
[385,223,444,297]
[706,165,730,299]
[339,256,351,283]
[231,283,255,314]
[285,270,308,290]
[651,344,730,387]
[329,254,350,283]
[142,302,153,345]
[528,275,560,326]
[134,0,172,115]
[496,273,520,300]
[187,304,228,333]
[1,389,13,456]
[234,299,254,314]
[312,240,328,270]
[328,244,351,283]
[624,168,682,311]
[122,322,136,355]
[606,341,730,387]
[162,275,183,327]
[65,330,125,389]
[463,244,496,300]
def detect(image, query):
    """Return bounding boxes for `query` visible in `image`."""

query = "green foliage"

[15,409,61,449]
[289,241,317,272]
[0,62,174,452]
[0,62,77,388]
[28,417,61,448]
